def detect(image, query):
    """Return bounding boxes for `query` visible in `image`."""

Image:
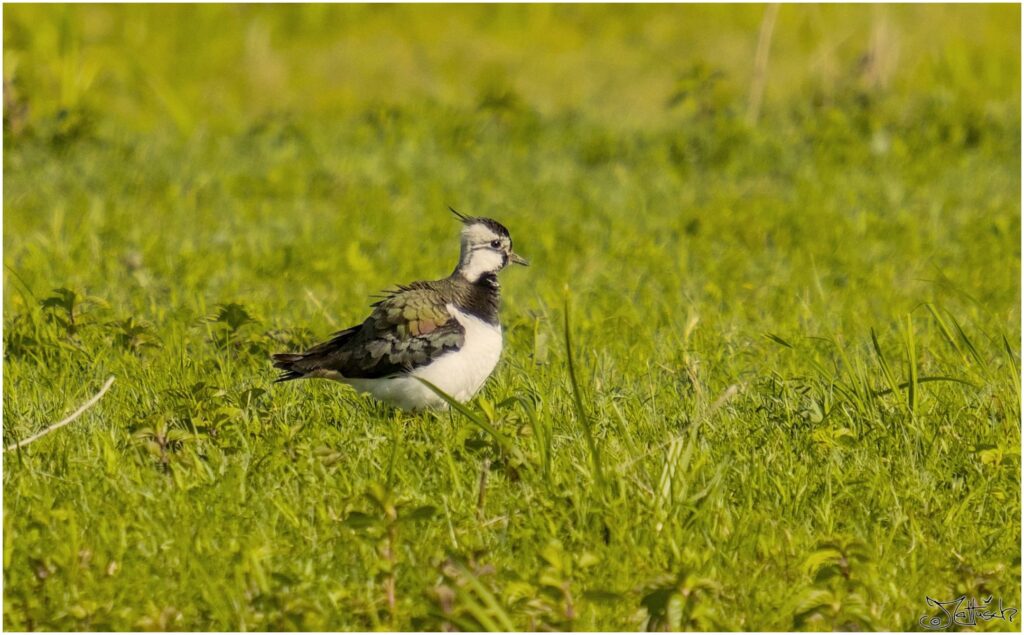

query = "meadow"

[3,4,1021,630]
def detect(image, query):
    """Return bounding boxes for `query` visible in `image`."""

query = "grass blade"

[871,375,978,396]
[414,378,513,452]
[870,328,906,414]
[903,315,918,418]
[949,314,984,366]
[564,298,606,491]
[764,332,794,349]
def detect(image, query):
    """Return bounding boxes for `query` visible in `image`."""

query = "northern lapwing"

[272,209,527,411]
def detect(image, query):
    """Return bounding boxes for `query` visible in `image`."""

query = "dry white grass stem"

[747,3,781,125]
[4,376,115,452]
[305,288,338,327]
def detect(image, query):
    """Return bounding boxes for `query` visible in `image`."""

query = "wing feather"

[278,282,464,379]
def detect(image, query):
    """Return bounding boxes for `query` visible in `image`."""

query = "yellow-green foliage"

[3,5,1020,630]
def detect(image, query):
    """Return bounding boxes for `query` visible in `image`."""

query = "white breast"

[342,304,503,411]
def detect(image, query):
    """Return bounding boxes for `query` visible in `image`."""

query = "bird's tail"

[272,353,307,383]
[272,326,358,383]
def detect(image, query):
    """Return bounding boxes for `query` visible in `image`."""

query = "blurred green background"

[3,4,1020,133]
[3,4,1021,631]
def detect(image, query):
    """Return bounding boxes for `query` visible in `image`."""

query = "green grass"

[3,4,1021,631]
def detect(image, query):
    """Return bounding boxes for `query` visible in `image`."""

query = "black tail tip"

[272,353,305,383]
[274,370,304,383]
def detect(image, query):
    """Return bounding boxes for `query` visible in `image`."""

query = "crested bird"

[272,209,527,411]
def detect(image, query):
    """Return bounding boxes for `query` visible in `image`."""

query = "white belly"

[343,305,502,411]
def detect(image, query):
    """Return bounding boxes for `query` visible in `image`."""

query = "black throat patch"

[453,274,501,325]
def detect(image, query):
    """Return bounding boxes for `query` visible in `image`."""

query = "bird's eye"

[490,240,502,248]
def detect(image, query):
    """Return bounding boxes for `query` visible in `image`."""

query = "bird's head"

[451,207,528,282]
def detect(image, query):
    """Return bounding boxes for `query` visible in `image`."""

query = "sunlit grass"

[3,4,1020,630]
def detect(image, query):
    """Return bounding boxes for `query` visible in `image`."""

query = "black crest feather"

[449,206,471,223]
[449,207,510,238]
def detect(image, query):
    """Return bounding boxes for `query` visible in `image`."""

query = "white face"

[458,223,512,282]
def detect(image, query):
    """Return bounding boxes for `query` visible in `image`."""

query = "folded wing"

[273,283,465,381]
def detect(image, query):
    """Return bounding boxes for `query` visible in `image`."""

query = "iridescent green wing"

[299,283,465,379]
[371,284,457,340]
